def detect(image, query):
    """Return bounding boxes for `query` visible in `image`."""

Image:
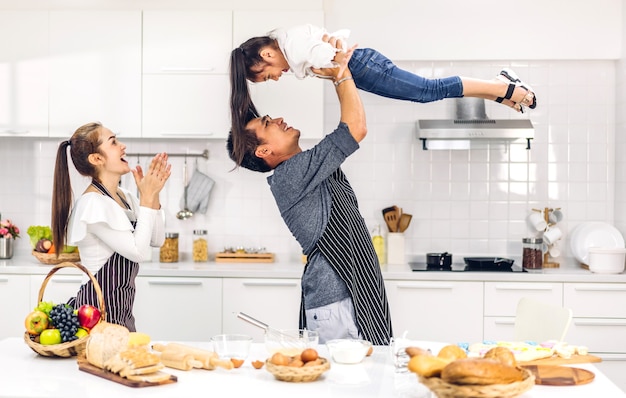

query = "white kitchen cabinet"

[234,11,325,139]
[325,0,621,61]
[0,11,49,137]
[142,10,232,74]
[221,278,302,342]
[384,280,483,343]
[0,275,31,340]
[564,283,626,356]
[141,74,230,139]
[141,10,232,139]
[482,282,563,341]
[48,10,142,138]
[29,273,87,310]
[134,276,222,341]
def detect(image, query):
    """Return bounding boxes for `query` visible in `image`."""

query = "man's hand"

[311,35,357,81]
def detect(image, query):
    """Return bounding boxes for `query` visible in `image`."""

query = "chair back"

[514,297,573,342]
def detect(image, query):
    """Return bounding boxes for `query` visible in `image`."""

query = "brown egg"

[230,358,244,368]
[300,348,319,363]
[288,358,304,367]
[270,352,290,366]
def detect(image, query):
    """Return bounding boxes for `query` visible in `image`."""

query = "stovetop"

[409,262,526,272]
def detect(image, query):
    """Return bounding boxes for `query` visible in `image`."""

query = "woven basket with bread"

[407,345,535,398]
[24,262,105,357]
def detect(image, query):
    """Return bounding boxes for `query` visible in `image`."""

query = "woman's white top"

[67,187,165,269]
[269,24,350,79]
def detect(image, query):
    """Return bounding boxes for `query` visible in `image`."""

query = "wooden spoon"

[398,213,412,233]
[382,206,399,232]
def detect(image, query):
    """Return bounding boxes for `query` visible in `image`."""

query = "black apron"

[67,180,139,331]
[300,169,393,345]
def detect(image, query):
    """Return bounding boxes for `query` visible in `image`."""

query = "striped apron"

[300,169,393,345]
[67,181,139,331]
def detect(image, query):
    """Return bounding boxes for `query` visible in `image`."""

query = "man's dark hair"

[226,130,271,173]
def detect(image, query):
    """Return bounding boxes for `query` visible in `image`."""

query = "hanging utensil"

[176,156,194,220]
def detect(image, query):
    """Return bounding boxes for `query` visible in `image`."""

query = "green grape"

[36,301,55,317]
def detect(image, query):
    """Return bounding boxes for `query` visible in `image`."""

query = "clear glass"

[160,233,179,263]
[192,229,208,262]
[522,238,543,269]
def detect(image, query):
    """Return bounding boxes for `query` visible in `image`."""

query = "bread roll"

[408,354,451,377]
[405,346,432,357]
[437,345,467,361]
[86,322,130,369]
[483,346,517,367]
[441,358,524,385]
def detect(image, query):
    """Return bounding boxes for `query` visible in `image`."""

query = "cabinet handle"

[49,279,84,284]
[493,319,515,326]
[242,281,298,287]
[493,283,555,291]
[0,278,8,283]
[396,282,454,290]
[573,285,626,292]
[573,319,626,327]
[0,130,29,135]
[159,67,216,73]
[147,280,202,286]
[158,132,216,137]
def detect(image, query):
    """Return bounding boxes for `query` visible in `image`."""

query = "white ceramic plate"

[570,222,625,265]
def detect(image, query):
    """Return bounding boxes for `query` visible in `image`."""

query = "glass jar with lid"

[192,229,208,262]
[160,232,179,263]
[522,237,543,270]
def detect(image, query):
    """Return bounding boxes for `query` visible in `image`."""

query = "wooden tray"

[77,355,177,388]
[519,354,602,366]
[215,252,274,263]
[521,364,595,386]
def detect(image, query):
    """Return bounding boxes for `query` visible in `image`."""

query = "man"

[227,39,393,345]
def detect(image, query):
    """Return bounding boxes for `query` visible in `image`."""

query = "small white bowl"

[326,339,372,364]
[588,247,626,274]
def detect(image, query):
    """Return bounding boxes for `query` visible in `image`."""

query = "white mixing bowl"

[588,247,626,274]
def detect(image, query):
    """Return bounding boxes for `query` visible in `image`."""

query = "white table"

[0,337,624,398]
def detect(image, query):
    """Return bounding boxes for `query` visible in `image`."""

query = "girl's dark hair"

[51,122,103,255]
[228,36,277,169]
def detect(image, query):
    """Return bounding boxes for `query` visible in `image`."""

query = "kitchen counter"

[2,251,626,283]
[0,337,624,398]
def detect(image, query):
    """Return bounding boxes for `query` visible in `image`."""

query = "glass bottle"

[192,229,208,262]
[372,225,385,266]
[522,237,543,270]
[160,232,179,263]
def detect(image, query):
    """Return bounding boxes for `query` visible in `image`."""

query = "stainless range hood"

[416,98,534,150]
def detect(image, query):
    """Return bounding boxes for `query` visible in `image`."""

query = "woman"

[51,122,171,331]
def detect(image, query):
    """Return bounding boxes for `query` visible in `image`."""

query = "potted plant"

[0,214,20,259]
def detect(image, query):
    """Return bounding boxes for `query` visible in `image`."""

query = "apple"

[25,310,49,335]
[75,327,89,339]
[40,329,62,345]
[77,304,101,330]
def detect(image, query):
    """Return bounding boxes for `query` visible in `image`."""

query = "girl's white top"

[269,24,350,80]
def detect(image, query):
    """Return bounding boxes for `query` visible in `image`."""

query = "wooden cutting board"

[521,364,595,386]
[77,355,177,388]
[215,252,274,263]
[519,354,602,366]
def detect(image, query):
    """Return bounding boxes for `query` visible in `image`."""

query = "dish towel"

[180,169,215,214]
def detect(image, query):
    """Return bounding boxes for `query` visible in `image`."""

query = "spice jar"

[160,232,179,263]
[192,229,208,262]
[522,237,543,269]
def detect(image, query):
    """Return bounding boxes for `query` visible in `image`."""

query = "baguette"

[441,358,524,385]
[152,342,234,370]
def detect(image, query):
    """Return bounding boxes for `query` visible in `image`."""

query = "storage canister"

[522,237,543,269]
[193,229,208,262]
[160,232,179,263]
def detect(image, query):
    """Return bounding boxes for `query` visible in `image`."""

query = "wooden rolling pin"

[159,350,203,371]
[152,343,234,370]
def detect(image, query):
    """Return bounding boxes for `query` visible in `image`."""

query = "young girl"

[229,24,536,146]
[51,122,171,331]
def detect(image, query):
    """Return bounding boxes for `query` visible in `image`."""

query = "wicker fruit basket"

[32,250,80,265]
[418,368,535,398]
[265,357,330,382]
[24,262,105,358]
